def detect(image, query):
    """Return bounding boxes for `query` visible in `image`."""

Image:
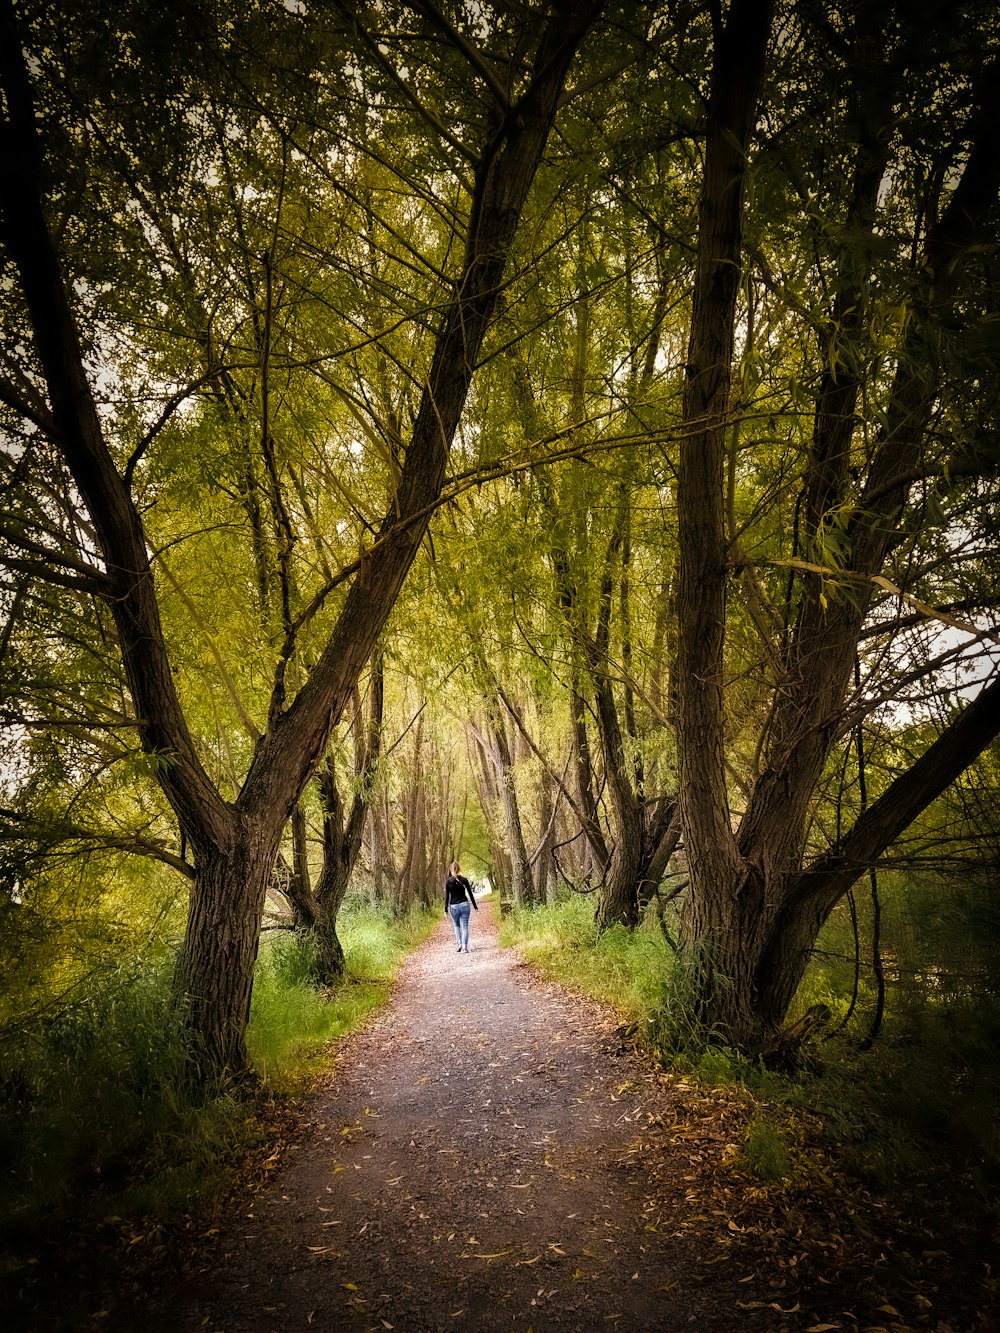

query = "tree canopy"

[2,0,999,1079]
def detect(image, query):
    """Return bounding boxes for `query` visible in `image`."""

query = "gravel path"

[129,901,765,1332]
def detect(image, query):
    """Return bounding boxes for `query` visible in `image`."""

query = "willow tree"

[672,0,1000,1049]
[0,0,602,1081]
[433,0,1000,1051]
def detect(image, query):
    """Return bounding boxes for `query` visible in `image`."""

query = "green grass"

[248,901,436,1083]
[0,900,437,1242]
[0,957,245,1232]
[738,1112,793,1181]
[501,895,1000,1218]
[499,893,674,1024]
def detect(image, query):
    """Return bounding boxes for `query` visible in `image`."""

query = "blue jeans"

[450,901,471,949]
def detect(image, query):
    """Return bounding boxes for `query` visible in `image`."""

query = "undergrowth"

[0,899,435,1243]
[248,900,434,1084]
[498,893,672,1023]
[502,896,1000,1226]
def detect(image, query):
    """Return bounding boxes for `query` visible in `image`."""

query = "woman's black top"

[444,874,477,910]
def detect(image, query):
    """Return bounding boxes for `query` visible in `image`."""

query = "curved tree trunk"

[1,1,601,1084]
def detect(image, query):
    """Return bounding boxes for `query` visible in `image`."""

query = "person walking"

[444,860,478,953]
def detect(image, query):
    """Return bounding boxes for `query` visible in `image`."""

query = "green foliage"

[0,899,436,1243]
[738,1113,793,1182]
[248,901,437,1083]
[502,890,1000,1222]
[0,958,242,1236]
[499,893,675,1025]
[337,896,439,981]
[806,1001,1000,1199]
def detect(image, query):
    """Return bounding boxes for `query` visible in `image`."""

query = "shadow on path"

[130,901,749,1332]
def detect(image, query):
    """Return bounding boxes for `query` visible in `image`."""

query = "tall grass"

[0,956,244,1234]
[501,894,1000,1218]
[0,899,436,1242]
[249,900,435,1083]
[499,893,674,1024]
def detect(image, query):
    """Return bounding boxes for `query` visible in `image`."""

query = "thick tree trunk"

[672,0,774,1039]
[173,820,283,1080]
[676,0,773,901]
[702,51,1000,1048]
[1,1,601,1084]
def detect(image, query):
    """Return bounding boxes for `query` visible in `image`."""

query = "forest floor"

[92,902,994,1333]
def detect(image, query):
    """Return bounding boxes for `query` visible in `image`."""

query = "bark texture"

[674,0,775,1043]
[673,11,1000,1049]
[0,0,602,1082]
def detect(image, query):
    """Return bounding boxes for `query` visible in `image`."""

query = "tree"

[277,653,385,982]
[1,0,602,1082]
[672,0,1000,1049]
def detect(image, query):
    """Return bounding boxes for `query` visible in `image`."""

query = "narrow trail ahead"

[132,902,772,1333]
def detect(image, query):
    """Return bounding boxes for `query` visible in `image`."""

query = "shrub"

[738,1113,792,1182]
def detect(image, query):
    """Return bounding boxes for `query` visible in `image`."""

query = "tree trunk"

[671,0,775,1041]
[172,819,283,1080]
[638,799,681,910]
[533,765,559,905]
[676,39,1000,1049]
[470,725,512,901]
[590,484,646,929]
[309,661,383,982]
[488,708,533,905]
[282,803,319,929]
[0,1,601,1084]
[368,787,397,905]
[313,859,349,981]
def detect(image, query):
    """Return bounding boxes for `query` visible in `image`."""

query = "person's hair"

[449,860,460,875]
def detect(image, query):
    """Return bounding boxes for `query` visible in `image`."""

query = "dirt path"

[128,903,789,1332]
